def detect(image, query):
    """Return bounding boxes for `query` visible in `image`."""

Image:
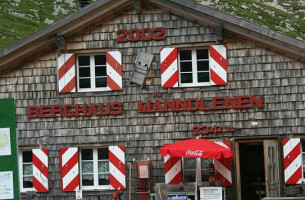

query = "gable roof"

[0,0,304,73]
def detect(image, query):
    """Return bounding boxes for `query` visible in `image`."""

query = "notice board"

[200,187,222,200]
[0,99,19,200]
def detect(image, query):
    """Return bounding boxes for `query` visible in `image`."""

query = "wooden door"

[264,140,280,197]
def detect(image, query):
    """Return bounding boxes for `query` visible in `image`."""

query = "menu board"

[0,128,11,156]
[200,187,222,200]
[0,171,14,199]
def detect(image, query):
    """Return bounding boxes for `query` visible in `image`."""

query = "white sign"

[200,187,222,200]
[139,165,149,178]
[0,171,14,199]
[0,128,11,156]
[76,189,82,200]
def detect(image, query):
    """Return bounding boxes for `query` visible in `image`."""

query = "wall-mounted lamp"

[251,121,258,127]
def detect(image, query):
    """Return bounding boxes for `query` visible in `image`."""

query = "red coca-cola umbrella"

[160,138,233,159]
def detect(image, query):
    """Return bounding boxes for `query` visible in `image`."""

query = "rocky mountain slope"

[0,0,304,49]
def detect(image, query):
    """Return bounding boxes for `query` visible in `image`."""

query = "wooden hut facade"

[0,0,304,199]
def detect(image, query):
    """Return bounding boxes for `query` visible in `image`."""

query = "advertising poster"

[0,171,14,199]
[0,128,11,156]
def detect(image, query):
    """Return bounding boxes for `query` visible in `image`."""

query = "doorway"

[236,140,280,200]
[239,142,266,200]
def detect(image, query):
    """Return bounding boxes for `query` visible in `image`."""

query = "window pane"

[184,170,196,182]
[79,67,91,77]
[23,176,33,188]
[197,49,209,59]
[98,161,109,173]
[96,78,107,87]
[95,55,106,65]
[82,174,94,186]
[81,149,93,160]
[99,174,110,185]
[198,72,210,82]
[302,140,305,152]
[23,151,32,162]
[180,50,192,60]
[78,56,90,66]
[184,158,196,169]
[98,148,109,160]
[95,66,106,77]
[197,61,209,71]
[23,164,33,176]
[79,79,91,88]
[82,161,94,173]
[181,73,193,83]
[201,159,211,169]
[180,62,192,72]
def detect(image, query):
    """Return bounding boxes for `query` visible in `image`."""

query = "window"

[19,150,34,192]
[77,54,107,92]
[179,49,210,87]
[80,148,111,190]
[183,158,211,185]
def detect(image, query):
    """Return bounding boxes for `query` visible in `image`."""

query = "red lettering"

[225,96,237,109]
[200,98,211,111]
[250,95,263,108]
[175,99,187,111]
[111,102,123,115]
[99,103,111,115]
[137,100,151,113]
[87,104,98,116]
[188,98,199,111]
[51,105,63,117]
[75,104,87,117]
[28,106,39,119]
[212,97,225,110]
[63,105,74,117]
[238,96,250,109]
[152,100,164,112]
[163,99,175,112]
[39,105,51,118]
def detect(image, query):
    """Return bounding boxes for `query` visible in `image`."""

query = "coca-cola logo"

[186,150,203,156]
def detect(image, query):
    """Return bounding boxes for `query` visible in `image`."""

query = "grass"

[0,0,304,50]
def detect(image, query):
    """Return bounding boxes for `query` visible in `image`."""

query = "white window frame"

[77,54,108,92]
[80,148,111,190]
[18,150,34,192]
[178,48,211,87]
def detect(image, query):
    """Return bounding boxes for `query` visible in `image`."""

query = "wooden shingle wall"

[0,7,304,200]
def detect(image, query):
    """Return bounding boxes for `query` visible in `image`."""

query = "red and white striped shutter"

[109,146,126,190]
[214,141,232,186]
[209,45,227,85]
[164,154,182,184]
[60,147,79,191]
[160,48,179,88]
[283,138,302,184]
[57,53,76,93]
[32,149,48,192]
[106,51,122,91]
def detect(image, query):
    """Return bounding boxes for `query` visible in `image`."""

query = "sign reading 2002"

[117,27,166,42]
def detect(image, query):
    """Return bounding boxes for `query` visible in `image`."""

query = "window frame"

[79,147,111,190]
[76,54,108,92]
[18,150,34,192]
[178,48,211,87]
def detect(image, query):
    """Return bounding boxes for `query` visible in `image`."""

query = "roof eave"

[149,0,305,61]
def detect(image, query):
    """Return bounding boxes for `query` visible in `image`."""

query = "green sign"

[0,99,19,200]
